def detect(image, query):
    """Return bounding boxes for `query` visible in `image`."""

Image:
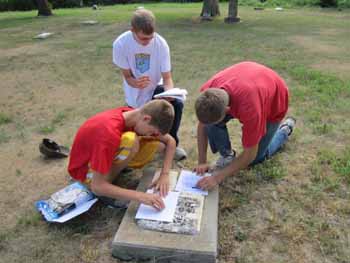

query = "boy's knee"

[172,99,184,110]
[157,141,166,153]
[116,132,139,162]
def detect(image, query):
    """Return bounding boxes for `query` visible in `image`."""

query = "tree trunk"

[201,0,220,20]
[225,0,240,23]
[37,0,52,16]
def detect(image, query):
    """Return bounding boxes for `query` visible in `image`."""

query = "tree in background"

[320,0,338,7]
[37,0,52,16]
[200,0,220,20]
[225,0,240,23]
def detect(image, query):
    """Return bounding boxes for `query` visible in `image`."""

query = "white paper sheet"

[135,190,179,222]
[34,32,54,39]
[153,88,188,102]
[175,170,210,196]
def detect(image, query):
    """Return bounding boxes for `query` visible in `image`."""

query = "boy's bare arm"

[91,171,165,210]
[197,144,259,190]
[161,71,174,90]
[158,134,176,173]
[152,134,176,196]
[194,122,210,174]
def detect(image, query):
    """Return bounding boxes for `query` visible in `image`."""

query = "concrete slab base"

[112,167,219,263]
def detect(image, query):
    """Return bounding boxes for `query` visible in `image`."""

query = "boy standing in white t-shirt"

[112,8,187,161]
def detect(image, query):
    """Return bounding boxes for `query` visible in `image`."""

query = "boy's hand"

[151,172,169,198]
[196,175,220,191]
[140,192,165,211]
[193,163,210,174]
[135,76,151,89]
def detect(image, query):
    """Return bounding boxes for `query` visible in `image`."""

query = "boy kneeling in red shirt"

[68,100,176,211]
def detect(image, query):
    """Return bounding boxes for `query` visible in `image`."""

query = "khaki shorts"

[84,131,159,184]
[114,131,159,169]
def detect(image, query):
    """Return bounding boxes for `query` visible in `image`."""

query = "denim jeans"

[205,115,289,165]
[153,85,183,146]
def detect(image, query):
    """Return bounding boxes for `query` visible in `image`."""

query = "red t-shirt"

[68,107,132,182]
[200,62,289,148]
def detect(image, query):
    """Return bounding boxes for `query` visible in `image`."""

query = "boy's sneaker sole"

[279,117,296,136]
[174,147,187,161]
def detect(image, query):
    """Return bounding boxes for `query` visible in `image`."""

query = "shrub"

[51,0,82,8]
[0,0,36,11]
[338,0,350,7]
[319,0,338,6]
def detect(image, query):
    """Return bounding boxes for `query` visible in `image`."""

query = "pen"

[192,186,200,189]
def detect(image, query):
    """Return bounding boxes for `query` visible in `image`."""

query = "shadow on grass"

[47,203,125,235]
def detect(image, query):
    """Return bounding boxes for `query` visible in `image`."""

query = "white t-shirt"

[113,31,171,108]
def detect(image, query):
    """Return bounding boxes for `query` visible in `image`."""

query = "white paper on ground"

[34,32,54,39]
[81,20,99,25]
[52,198,98,223]
[135,190,179,222]
[175,170,210,196]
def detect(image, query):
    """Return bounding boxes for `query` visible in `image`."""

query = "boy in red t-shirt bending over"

[194,61,296,191]
[68,100,176,210]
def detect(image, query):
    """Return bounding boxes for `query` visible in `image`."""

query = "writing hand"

[140,192,165,211]
[196,175,220,191]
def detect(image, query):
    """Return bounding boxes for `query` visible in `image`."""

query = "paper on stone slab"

[137,192,204,235]
[34,32,54,39]
[175,170,210,196]
[151,169,178,191]
[135,190,179,222]
[81,20,99,25]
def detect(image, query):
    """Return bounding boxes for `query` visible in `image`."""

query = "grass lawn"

[0,3,350,263]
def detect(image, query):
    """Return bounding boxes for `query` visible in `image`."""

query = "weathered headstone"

[112,167,219,262]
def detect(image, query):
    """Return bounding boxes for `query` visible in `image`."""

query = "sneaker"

[215,150,236,169]
[279,117,296,136]
[174,147,187,161]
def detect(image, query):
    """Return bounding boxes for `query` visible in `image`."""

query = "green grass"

[0,113,12,125]
[38,110,69,134]
[1,3,350,263]
[0,129,10,143]
[38,124,55,134]
[313,147,350,184]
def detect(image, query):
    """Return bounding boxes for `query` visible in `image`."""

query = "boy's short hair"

[195,88,228,124]
[141,100,174,135]
[131,9,155,35]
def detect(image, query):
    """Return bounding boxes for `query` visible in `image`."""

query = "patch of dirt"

[0,44,50,59]
[311,60,350,80]
[289,35,344,55]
